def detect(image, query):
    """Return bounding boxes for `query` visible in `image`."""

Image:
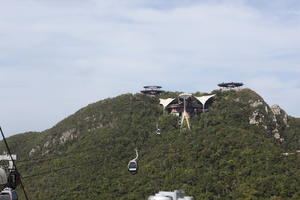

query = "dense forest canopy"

[1,88,300,200]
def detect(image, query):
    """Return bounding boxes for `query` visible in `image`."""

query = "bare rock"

[59,128,77,144]
[43,141,50,148]
[271,105,281,115]
[249,110,264,125]
[29,148,36,156]
[250,100,263,108]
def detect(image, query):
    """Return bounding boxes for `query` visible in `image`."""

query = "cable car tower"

[179,93,191,130]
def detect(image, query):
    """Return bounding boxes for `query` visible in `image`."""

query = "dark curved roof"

[218,82,244,88]
[141,86,164,95]
[143,86,162,89]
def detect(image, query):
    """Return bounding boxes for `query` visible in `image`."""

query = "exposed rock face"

[271,104,289,127]
[250,100,263,108]
[29,146,40,156]
[249,110,264,125]
[43,141,50,148]
[29,148,36,156]
[283,114,289,127]
[265,106,269,113]
[272,128,280,139]
[248,102,288,141]
[271,105,282,115]
[33,128,79,156]
[59,128,77,144]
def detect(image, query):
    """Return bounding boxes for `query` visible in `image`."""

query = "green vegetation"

[1,89,300,200]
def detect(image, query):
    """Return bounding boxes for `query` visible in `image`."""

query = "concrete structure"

[148,190,194,200]
[141,86,164,96]
[218,82,243,90]
[160,93,215,129]
[0,155,17,170]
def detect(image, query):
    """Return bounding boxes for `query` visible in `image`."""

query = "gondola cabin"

[128,160,138,175]
[0,188,18,200]
[156,128,161,135]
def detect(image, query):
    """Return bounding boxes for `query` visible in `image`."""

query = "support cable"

[22,148,191,179]
[0,126,30,200]
[18,146,107,164]
[20,147,190,166]
[24,153,115,179]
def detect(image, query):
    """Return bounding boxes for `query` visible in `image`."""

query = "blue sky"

[0,0,299,136]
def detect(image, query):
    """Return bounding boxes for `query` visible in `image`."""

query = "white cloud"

[0,0,299,135]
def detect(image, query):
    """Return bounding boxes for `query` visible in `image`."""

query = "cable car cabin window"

[128,162,138,171]
[166,196,173,200]
[0,194,10,200]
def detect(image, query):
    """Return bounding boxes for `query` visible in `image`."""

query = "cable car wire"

[20,146,191,167]
[22,155,115,179]
[0,126,30,200]
[21,145,193,180]
[18,146,108,164]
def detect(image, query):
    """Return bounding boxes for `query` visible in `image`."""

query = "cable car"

[178,120,182,126]
[0,188,18,200]
[156,128,161,135]
[128,149,139,175]
[128,160,138,175]
[156,123,160,135]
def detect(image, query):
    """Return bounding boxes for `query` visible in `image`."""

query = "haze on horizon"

[0,0,299,136]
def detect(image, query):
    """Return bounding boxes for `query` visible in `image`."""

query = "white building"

[148,190,194,200]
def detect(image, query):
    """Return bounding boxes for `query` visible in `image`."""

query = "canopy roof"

[160,94,215,108]
[159,98,176,108]
[195,94,216,105]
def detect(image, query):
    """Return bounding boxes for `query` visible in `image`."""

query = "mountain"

[1,88,300,200]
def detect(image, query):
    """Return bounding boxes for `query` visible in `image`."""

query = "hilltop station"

[140,83,243,129]
[159,93,215,129]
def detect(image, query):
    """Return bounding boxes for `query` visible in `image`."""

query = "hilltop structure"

[218,82,243,90]
[160,93,215,129]
[141,86,164,96]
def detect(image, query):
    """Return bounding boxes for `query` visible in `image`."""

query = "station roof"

[141,86,164,95]
[218,82,243,88]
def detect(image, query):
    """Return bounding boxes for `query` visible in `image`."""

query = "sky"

[0,0,299,136]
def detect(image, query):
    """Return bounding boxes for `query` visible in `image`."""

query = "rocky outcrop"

[59,128,77,144]
[248,101,288,141]
[250,100,263,108]
[249,110,264,126]
[271,105,289,127]
[29,146,40,156]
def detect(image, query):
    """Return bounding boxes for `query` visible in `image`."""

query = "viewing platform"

[141,86,164,96]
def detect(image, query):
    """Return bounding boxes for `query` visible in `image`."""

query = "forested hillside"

[1,89,300,200]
